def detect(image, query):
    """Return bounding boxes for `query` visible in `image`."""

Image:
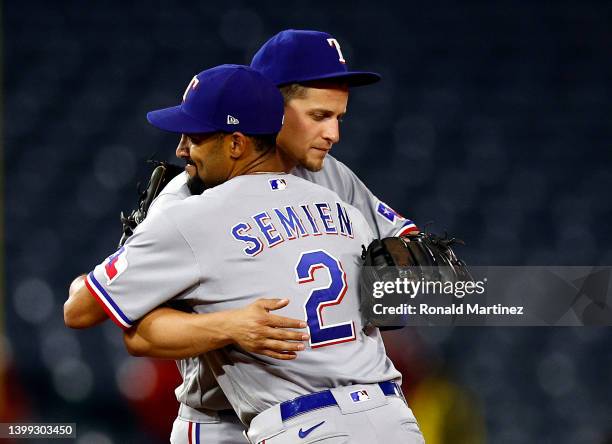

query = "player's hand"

[227,298,309,360]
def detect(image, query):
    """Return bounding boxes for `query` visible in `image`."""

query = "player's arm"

[64,274,109,328]
[67,210,203,333]
[123,299,309,360]
[64,262,309,359]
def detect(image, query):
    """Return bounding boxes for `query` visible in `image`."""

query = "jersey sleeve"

[149,172,192,216]
[295,156,419,238]
[85,211,199,329]
[347,203,376,247]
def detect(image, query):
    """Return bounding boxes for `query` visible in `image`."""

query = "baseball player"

[66,30,420,443]
[123,30,419,442]
[66,64,424,443]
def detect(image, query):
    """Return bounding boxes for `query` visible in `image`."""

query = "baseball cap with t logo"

[251,29,381,87]
[146,64,284,135]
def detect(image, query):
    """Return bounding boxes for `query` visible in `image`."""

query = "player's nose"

[322,120,340,145]
[176,135,190,159]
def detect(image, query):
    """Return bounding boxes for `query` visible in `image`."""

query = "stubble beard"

[302,153,326,172]
[187,174,207,195]
[184,160,207,195]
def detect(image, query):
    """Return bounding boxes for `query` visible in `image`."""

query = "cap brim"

[146,105,217,134]
[278,70,381,87]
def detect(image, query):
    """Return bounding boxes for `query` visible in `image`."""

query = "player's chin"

[303,150,328,172]
[185,164,197,177]
[187,175,207,195]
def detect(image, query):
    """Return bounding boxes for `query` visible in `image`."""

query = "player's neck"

[235,151,287,177]
[276,148,298,172]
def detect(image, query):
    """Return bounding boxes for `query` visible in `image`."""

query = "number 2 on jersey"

[295,250,356,348]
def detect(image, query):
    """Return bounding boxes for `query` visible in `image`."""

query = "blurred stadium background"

[3,1,612,443]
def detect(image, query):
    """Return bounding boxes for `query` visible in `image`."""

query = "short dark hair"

[279,80,349,104]
[204,131,276,152]
[279,83,309,103]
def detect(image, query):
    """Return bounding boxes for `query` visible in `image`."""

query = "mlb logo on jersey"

[377,201,401,224]
[269,178,287,190]
[104,246,128,285]
[350,389,370,403]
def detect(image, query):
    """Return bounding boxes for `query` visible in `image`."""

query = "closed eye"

[309,112,329,122]
[308,110,344,122]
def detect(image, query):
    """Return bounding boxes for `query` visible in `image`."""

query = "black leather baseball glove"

[118,161,184,247]
[360,232,472,329]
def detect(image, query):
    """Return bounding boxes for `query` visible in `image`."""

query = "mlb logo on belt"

[350,389,370,403]
[269,178,287,190]
[104,246,128,285]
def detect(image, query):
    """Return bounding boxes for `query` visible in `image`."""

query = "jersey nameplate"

[231,202,354,257]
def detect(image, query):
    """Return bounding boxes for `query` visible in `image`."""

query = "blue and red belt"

[279,381,402,421]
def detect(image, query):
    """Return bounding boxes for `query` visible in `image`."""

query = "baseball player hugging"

[70,65,425,444]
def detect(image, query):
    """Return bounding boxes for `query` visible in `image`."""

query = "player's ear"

[228,132,247,159]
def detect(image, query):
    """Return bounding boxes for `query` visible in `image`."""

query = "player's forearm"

[64,275,109,329]
[123,307,234,359]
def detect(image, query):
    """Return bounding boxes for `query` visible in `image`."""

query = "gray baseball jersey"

[148,171,193,217]
[145,156,417,417]
[148,172,233,416]
[292,155,418,238]
[87,173,401,425]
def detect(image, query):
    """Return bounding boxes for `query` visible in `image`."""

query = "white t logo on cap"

[182,76,200,102]
[327,38,346,64]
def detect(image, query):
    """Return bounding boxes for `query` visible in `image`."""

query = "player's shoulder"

[149,171,191,213]
[159,171,190,197]
[164,177,242,217]
[161,192,213,217]
[291,155,360,195]
[162,172,347,215]
[289,173,344,201]
[201,173,320,195]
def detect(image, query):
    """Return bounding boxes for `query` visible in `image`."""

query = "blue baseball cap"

[147,64,284,135]
[250,29,381,87]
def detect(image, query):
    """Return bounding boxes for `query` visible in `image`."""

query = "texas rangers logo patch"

[104,246,128,285]
[350,390,370,403]
[269,178,287,190]
[377,201,401,224]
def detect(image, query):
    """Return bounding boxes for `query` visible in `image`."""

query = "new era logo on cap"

[227,115,239,124]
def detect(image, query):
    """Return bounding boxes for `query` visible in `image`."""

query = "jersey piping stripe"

[85,272,133,329]
[187,422,200,444]
[394,221,418,237]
